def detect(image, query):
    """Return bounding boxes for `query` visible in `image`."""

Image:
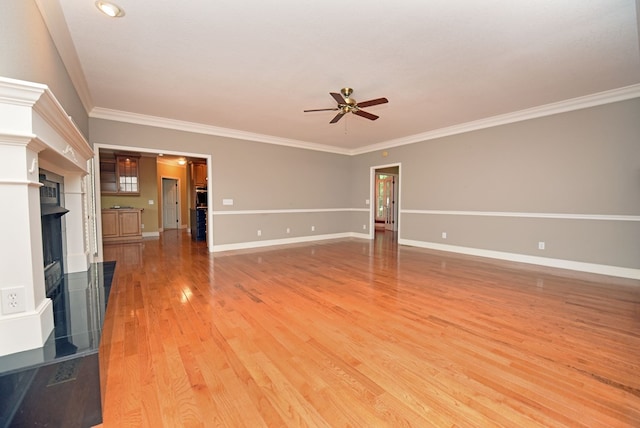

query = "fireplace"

[40,171,69,298]
[1,77,94,357]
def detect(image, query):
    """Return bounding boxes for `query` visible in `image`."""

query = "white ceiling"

[38,0,640,154]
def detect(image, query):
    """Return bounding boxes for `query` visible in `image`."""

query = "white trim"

[212,232,368,252]
[212,208,365,215]
[0,77,93,167]
[88,85,640,156]
[402,209,640,222]
[350,232,370,240]
[0,132,37,145]
[143,231,160,238]
[399,239,640,280]
[92,143,214,257]
[370,163,402,239]
[90,107,351,155]
[0,77,94,356]
[352,84,640,155]
[93,142,206,160]
[0,180,42,187]
[34,0,94,113]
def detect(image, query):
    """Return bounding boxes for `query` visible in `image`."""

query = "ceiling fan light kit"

[304,87,388,124]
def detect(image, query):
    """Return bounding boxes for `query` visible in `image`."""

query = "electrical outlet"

[442,232,447,239]
[538,241,545,250]
[362,224,367,230]
[311,226,315,232]
[1,287,26,315]
[257,229,262,237]
[286,228,290,234]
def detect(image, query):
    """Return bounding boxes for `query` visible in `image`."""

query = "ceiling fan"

[304,87,388,124]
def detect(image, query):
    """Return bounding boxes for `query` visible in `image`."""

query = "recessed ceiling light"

[95,1,125,18]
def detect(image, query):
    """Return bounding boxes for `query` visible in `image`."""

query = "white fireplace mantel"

[0,77,94,357]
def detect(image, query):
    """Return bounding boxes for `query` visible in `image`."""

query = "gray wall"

[351,98,640,270]
[90,119,354,246]
[0,0,88,137]
[5,0,636,272]
[92,98,640,273]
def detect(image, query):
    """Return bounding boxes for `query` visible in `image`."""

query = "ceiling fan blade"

[353,109,379,121]
[330,112,346,124]
[357,97,389,108]
[330,92,346,105]
[304,108,340,112]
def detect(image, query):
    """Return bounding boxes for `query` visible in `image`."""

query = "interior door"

[162,178,179,229]
[376,173,398,231]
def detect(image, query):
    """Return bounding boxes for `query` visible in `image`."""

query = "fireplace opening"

[39,170,79,356]
[40,171,68,299]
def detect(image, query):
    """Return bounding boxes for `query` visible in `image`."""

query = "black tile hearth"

[6,353,101,428]
[0,261,115,428]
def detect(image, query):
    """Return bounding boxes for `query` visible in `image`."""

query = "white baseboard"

[142,231,160,238]
[212,232,366,253]
[350,232,370,240]
[400,239,640,280]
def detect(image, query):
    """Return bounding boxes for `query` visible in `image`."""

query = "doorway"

[371,164,400,239]
[162,178,179,229]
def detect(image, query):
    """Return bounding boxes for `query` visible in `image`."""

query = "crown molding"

[35,0,94,113]
[90,107,352,155]
[351,83,640,155]
[90,83,640,157]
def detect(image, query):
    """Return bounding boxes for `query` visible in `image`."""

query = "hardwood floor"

[100,230,640,427]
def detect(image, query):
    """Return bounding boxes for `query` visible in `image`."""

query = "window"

[118,157,139,193]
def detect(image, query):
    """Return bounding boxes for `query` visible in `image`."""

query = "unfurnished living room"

[1,1,640,427]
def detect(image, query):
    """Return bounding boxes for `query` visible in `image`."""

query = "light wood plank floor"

[100,230,640,427]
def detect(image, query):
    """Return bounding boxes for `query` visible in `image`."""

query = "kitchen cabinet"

[102,208,143,243]
[191,163,207,187]
[100,153,140,195]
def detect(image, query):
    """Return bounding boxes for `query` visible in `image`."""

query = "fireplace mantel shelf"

[0,76,93,175]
